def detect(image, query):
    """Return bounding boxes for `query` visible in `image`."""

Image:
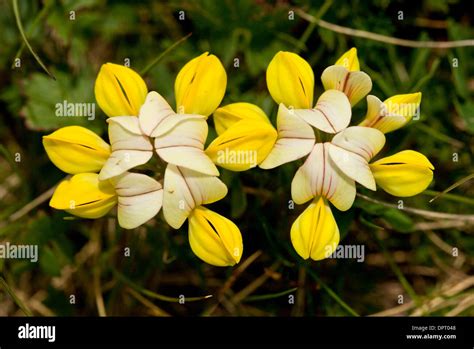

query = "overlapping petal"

[112,172,163,229]
[331,126,385,162]
[154,115,219,176]
[321,65,372,106]
[293,90,351,133]
[259,104,315,169]
[291,143,356,211]
[163,164,228,229]
[99,117,153,180]
[327,143,376,190]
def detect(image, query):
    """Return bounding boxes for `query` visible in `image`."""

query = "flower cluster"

[44,53,242,267]
[43,48,434,266]
[210,48,434,261]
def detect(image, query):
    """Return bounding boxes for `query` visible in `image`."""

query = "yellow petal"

[205,119,277,171]
[266,51,314,109]
[294,89,351,133]
[163,164,228,229]
[94,63,148,117]
[259,103,315,169]
[335,47,360,71]
[43,126,110,174]
[50,173,117,219]
[175,52,227,117]
[359,93,422,133]
[213,102,270,136]
[291,143,356,211]
[291,197,340,261]
[188,206,243,266]
[370,150,434,197]
[321,65,372,106]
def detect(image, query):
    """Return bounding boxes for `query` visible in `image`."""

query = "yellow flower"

[188,206,243,266]
[266,51,314,109]
[50,173,117,219]
[359,93,422,133]
[291,197,340,261]
[370,150,434,197]
[94,63,148,117]
[43,126,110,174]
[175,52,227,117]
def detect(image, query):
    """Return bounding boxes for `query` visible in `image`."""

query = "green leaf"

[39,245,62,276]
[230,178,247,218]
[20,71,104,133]
[381,208,414,233]
[453,99,474,134]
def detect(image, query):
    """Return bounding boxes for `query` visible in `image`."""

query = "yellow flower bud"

[43,126,110,174]
[175,52,227,117]
[188,206,243,266]
[94,63,148,117]
[370,150,434,197]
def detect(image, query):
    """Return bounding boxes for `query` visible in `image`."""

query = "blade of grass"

[11,0,53,68]
[305,268,360,316]
[140,32,192,76]
[410,57,440,91]
[372,231,420,307]
[414,123,464,148]
[294,0,333,53]
[0,276,33,316]
[245,287,298,302]
[429,173,474,203]
[12,0,55,79]
[113,269,212,303]
[423,189,474,206]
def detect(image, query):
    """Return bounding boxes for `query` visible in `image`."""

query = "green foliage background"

[0,0,473,316]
